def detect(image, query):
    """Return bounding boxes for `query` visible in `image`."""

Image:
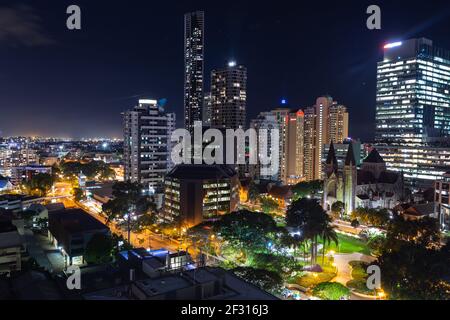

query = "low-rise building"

[394,203,436,221]
[11,165,52,186]
[164,165,239,226]
[117,248,193,279]
[48,208,110,266]
[0,220,23,275]
[0,194,44,212]
[84,266,278,300]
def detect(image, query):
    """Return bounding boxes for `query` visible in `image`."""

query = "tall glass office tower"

[375,38,450,146]
[184,11,205,133]
[375,38,450,189]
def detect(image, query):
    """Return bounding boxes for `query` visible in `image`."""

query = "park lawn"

[296,271,335,289]
[295,256,337,289]
[325,233,371,255]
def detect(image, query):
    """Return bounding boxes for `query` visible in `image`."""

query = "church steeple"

[344,142,356,166]
[325,141,338,176]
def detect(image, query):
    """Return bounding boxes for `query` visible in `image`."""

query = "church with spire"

[323,142,405,216]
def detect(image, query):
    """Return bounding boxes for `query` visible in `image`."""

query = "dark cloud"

[0,4,54,47]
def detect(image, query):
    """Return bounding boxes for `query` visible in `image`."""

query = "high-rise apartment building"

[286,110,305,184]
[303,96,349,181]
[210,62,247,130]
[250,112,280,181]
[123,99,175,206]
[329,105,349,145]
[184,11,204,133]
[271,108,290,183]
[250,106,304,185]
[375,38,450,189]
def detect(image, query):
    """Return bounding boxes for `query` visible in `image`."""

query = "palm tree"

[321,224,339,265]
[286,198,334,266]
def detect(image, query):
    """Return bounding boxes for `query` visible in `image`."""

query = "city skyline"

[0,1,449,302]
[1,1,450,139]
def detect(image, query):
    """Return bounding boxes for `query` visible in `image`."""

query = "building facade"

[249,112,280,181]
[202,91,212,128]
[123,99,175,205]
[304,96,349,181]
[286,110,305,184]
[375,38,450,146]
[374,38,450,190]
[434,172,450,231]
[184,11,205,133]
[163,164,239,226]
[48,208,110,267]
[0,221,22,275]
[323,143,404,216]
[210,63,247,130]
[375,144,450,189]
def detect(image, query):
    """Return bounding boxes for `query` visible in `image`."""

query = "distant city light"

[384,41,402,49]
[102,142,108,149]
[281,99,287,105]
[228,61,237,67]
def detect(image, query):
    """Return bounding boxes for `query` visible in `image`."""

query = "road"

[332,219,367,235]
[60,197,199,258]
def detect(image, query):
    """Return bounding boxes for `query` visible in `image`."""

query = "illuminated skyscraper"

[329,104,349,145]
[271,108,290,182]
[250,112,280,181]
[184,11,204,133]
[286,109,305,184]
[210,62,247,130]
[203,92,212,128]
[123,99,175,206]
[303,96,349,181]
[249,104,304,185]
[375,38,450,189]
[375,38,450,145]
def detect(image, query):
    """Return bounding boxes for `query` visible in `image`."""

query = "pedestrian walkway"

[23,230,53,272]
[331,253,377,300]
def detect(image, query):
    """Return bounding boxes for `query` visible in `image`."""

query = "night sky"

[0,0,449,141]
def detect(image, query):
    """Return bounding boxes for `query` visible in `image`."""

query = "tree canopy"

[350,207,390,228]
[331,201,344,219]
[286,198,337,265]
[232,267,283,294]
[376,215,448,299]
[102,181,157,224]
[84,233,113,264]
[60,160,115,181]
[214,210,279,252]
[23,173,54,196]
[291,180,323,200]
[259,196,279,214]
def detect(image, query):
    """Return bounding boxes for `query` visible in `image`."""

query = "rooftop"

[134,275,192,297]
[48,208,109,234]
[166,164,237,180]
[363,148,385,164]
